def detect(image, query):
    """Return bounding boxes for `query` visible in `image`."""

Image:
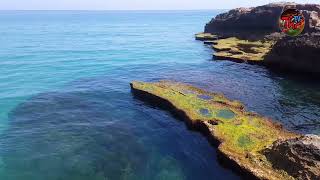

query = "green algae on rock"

[195,33,219,41]
[130,80,299,180]
[212,37,275,63]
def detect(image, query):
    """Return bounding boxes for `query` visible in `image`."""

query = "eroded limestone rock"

[264,33,320,73]
[131,81,304,180]
[204,3,320,36]
[263,135,320,180]
[212,37,275,63]
[196,2,320,74]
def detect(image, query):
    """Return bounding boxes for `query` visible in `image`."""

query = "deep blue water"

[0,10,319,180]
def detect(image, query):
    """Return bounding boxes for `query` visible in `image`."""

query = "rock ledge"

[197,2,320,74]
[130,81,320,179]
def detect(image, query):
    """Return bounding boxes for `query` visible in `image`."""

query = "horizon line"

[0,9,227,11]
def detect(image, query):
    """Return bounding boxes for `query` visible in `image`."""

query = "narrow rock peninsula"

[130,81,320,180]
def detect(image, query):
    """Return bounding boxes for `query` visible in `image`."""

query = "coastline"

[130,81,316,180]
[196,3,320,75]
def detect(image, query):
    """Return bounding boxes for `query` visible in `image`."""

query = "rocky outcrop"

[204,3,320,37]
[263,135,320,180]
[212,37,274,63]
[130,81,319,180]
[303,10,320,33]
[264,33,320,74]
[197,2,320,74]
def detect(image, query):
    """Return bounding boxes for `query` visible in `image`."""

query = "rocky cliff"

[204,3,320,37]
[264,33,320,74]
[198,2,320,74]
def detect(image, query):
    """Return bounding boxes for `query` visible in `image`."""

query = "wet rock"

[131,80,298,180]
[203,40,216,45]
[264,33,320,74]
[211,37,274,63]
[196,2,320,74]
[204,2,320,37]
[263,135,320,180]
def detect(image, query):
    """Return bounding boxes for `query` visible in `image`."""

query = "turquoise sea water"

[0,10,319,180]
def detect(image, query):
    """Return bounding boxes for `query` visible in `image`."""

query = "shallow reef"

[130,80,320,180]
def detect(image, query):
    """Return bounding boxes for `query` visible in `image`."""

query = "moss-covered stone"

[130,80,299,180]
[212,37,275,63]
[195,33,218,41]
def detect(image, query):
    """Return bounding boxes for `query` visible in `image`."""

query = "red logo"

[279,8,305,36]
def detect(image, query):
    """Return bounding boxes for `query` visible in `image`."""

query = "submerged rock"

[131,81,319,180]
[263,135,320,180]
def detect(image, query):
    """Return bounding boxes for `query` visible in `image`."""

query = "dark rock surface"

[264,33,320,74]
[200,2,320,74]
[205,3,320,37]
[263,135,320,180]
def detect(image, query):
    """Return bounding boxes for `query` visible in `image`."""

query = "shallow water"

[216,109,235,120]
[0,10,319,180]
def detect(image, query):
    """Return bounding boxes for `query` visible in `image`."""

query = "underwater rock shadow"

[1,87,205,180]
[1,90,152,180]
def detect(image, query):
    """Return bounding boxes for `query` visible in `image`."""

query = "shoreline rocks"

[264,33,320,74]
[195,33,219,41]
[263,135,320,180]
[204,3,320,37]
[197,2,320,74]
[212,37,274,63]
[130,81,320,179]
